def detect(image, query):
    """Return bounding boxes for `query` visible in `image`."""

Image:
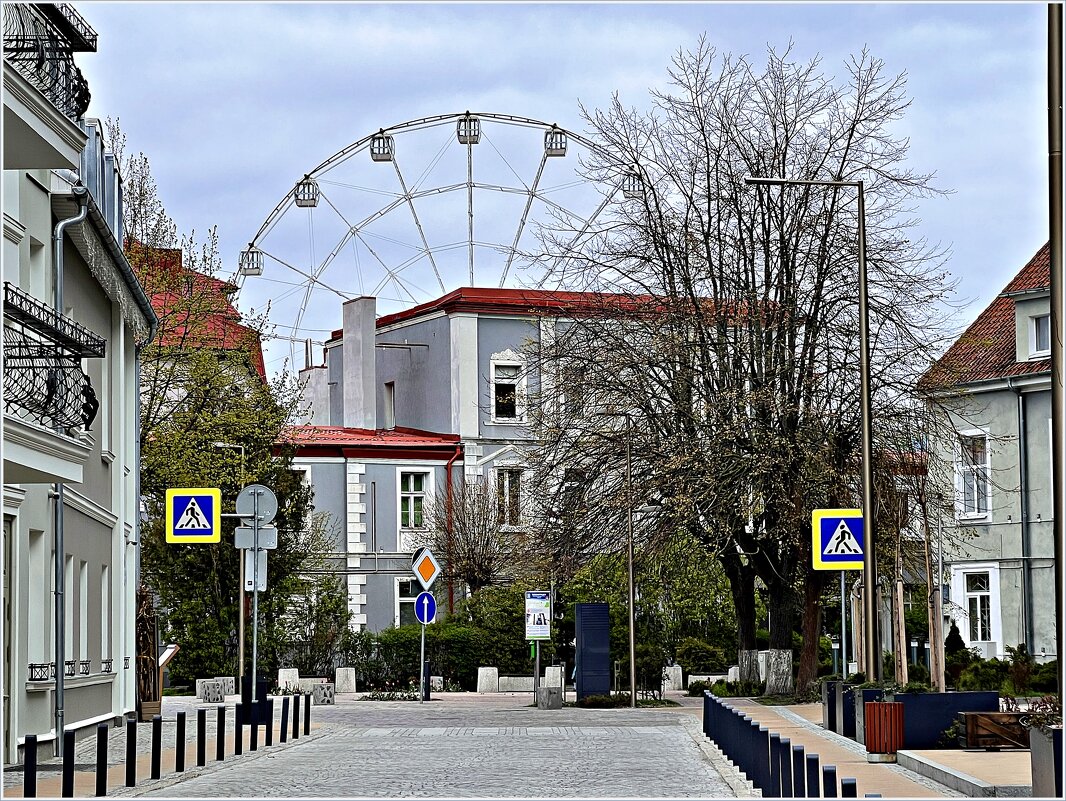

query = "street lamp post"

[213,442,246,690]
[744,176,878,681]
[597,411,638,707]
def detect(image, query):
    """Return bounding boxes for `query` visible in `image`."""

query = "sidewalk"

[2,696,325,798]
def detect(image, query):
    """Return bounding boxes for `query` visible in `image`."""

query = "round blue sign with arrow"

[414,591,436,624]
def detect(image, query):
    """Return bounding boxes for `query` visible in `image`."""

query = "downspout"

[52,184,89,757]
[445,444,462,615]
[1008,377,1035,649]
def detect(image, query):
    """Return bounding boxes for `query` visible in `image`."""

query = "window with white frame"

[957,432,989,517]
[964,571,992,641]
[560,365,585,419]
[395,578,419,627]
[490,350,526,422]
[1031,314,1051,358]
[400,471,428,530]
[496,467,523,527]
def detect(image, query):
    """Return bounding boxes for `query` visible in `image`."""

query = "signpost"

[813,509,864,677]
[165,489,221,543]
[234,484,278,705]
[411,549,439,704]
[525,591,551,692]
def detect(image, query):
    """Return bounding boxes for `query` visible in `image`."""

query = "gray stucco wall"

[376,316,452,433]
[476,316,539,440]
[327,342,344,427]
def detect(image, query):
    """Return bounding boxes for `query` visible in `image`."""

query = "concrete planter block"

[477,667,499,693]
[499,676,535,692]
[312,683,335,705]
[727,666,740,682]
[214,676,236,695]
[430,675,444,691]
[537,687,562,709]
[195,679,209,699]
[1030,726,1063,799]
[277,668,300,692]
[543,665,563,688]
[335,667,357,693]
[201,680,224,704]
[663,665,683,691]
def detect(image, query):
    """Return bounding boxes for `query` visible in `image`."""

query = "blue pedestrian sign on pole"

[166,488,221,543]
[414,591,436,624]
[812,508,864,570]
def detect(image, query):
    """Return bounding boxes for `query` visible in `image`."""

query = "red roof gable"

[922,243,1050,389]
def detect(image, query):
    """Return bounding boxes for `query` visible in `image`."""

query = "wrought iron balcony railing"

[2,4,94,120]
[101,658,113,673]
[3,282,105,430]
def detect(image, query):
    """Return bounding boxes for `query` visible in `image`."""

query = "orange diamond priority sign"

[412,547,441,590]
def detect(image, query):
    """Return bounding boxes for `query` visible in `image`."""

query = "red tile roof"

[921,243,1050,389]
[280,425,462,460]
[127,240,266,378]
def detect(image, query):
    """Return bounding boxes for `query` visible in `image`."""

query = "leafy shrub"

[945,645,979,687]
[958,657,1009,691]
[1005,643,1035,696]
[710,679,765,697]
[938,718,963,748]
[687,680,714,697]
[944,622,967,655]
[676,637,726,674]
[897,680,932,694]
[1031,659,1059,693]
[576,693,631,708]
[846,671,866,684]
[359,689,419,702]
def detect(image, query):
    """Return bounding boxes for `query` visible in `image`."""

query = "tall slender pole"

[419,621,426,704]
[855,182,878,682]
[467,139,474,285]
[626,416,636,708]
[251,489,260,703]
[1047,1,1063,698]
[840,571,847,673]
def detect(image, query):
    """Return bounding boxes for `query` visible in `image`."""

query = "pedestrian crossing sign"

[812,508,864,570]
[166,488,221,543]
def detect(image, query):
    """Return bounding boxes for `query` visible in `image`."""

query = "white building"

[3,3,157,761]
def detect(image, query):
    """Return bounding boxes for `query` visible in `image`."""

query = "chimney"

[342,296,377,429]
[297,365,329,425]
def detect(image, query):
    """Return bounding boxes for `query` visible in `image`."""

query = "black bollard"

[196,707,206,766]
[216,706,225,761]
[234,702,243,755]
[23,733,38,798]
[266,698,274,746]
[62,729,75,797]
[864,795,882,798]
[841,778,857,798]
[175,711,186,773]
[779,737,793,798]
[249,701,259,751]
[280,696,289,744]
[303,692,311,735]
[292,694,300,740]
[823,765,838,798]
[768,733,781,798]
[95,722,109,797]
[756,726,771,795]
[806,753,821,798]
[151,715,162,780]
[792,744,806,798]
[125,718,136,787]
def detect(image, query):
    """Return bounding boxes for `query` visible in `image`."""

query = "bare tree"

[524,39,960,693]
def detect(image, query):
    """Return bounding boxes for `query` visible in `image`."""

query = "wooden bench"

[957,711,1030,749]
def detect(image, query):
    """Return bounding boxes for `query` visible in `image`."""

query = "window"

[494,364,520,420]
[384,382,395,429]
[957,432,989,517]
[396,579,419,627]
[964,572,992,641]
[400,472,428,529]
[1031,314,1050,357]
[556,468,588,518]
[496,468,523,526]
[560,366,585,419]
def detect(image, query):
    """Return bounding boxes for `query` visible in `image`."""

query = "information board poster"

[525,591,551,640]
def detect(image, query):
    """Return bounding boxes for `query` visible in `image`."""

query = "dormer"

[1010,287,1051,363]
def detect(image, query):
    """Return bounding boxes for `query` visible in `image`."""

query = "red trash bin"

[864,701,904,762]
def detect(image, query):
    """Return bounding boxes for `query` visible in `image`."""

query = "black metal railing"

[65,660,76,677]
[79,659,91,675]
[101,658,113,673]
[2,4,93,119]
[4,283,104,430]
[28,663,51,681]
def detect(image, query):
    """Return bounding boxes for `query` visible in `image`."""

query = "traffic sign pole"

[252,488,260,704]
[419,620,426,704]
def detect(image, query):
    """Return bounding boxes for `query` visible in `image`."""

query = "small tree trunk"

[795,572,825,690]
[723,552,759,681]
[765,579,795,695]
[739,650,760,684]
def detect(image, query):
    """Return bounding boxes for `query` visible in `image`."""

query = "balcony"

[3,4,94,121]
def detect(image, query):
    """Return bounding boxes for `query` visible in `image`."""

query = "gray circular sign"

[236,484,278,524]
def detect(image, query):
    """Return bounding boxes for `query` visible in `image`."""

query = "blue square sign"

[812,508,864,570]
[166,488,221,543]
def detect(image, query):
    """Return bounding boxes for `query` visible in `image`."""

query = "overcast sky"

[73,1,1051,374]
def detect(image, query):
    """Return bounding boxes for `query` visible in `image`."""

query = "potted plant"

[1022,695,1062,798]
[884,680,999,749]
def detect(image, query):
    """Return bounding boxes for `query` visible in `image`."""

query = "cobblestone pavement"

[126,694,739,798]
[4,693,745,798]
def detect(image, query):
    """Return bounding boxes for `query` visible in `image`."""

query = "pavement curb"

[896,751,1031,798]
[676,715,759,798]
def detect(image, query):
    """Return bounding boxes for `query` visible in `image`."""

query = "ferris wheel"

[234,111,636,373]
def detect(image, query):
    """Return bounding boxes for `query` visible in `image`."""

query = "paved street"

[95,693,742,798]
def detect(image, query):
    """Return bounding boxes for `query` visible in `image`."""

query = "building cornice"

[63,485,119,528]
[3,212,27,246]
